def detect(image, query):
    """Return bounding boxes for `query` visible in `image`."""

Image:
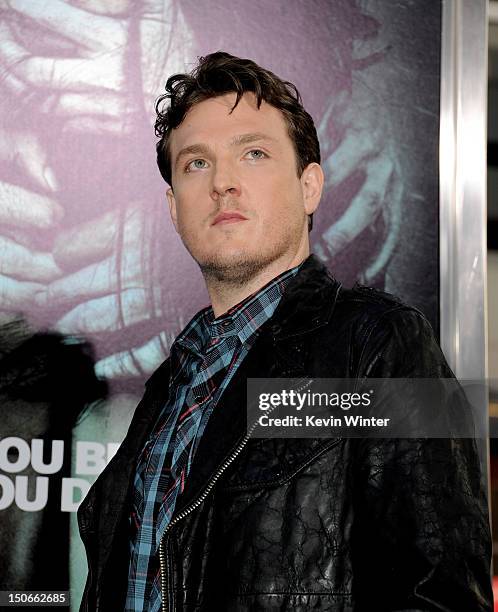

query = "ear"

[166,187,179,233]
[300,163,324,216]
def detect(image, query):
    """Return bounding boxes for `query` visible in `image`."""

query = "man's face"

[167,92,321,283]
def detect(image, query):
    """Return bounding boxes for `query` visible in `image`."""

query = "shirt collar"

[174,260,306,356]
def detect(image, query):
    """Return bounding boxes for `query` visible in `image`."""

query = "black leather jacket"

[78,254,492,611]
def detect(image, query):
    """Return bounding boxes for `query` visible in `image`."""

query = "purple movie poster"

[0,1,441,607]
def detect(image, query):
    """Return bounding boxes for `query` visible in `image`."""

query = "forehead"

[169,92,291,151]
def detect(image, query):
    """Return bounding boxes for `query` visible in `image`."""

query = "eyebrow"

[174,132,278,169]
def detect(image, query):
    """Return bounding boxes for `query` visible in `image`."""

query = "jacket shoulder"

[338,283,405,310]
[334,283,432,330]
[330,284,443,378]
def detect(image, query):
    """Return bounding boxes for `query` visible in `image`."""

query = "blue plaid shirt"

[125,262,303,611]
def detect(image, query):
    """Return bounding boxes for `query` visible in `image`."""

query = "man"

[78,52,492,611]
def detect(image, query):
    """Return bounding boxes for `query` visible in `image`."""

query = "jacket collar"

[268,253,342,340]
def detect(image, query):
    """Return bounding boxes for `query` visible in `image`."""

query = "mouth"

[212,212,248,226]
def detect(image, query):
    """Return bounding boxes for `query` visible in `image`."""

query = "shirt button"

[222,321,231,327]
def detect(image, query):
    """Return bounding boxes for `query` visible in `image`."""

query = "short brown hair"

[154,51,320,231]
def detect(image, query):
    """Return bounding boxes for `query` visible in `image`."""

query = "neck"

[204,248,309,318]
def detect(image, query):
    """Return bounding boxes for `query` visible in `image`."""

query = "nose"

[210,160,241,200]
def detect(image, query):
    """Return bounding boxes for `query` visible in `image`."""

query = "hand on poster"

[44,204,159,329]
[315,64,402,283]
[0,0,191,380]
[43,209,173,380]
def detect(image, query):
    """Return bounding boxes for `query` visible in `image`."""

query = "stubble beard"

[190,228,300,289]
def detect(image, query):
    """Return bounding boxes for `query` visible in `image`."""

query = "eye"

[185,158,208,172]
[246,149,267,160]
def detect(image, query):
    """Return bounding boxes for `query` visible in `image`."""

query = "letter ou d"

[0,475,15,510]
[0,475,49,511]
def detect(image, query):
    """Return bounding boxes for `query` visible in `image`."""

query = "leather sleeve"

[77,359,171,612]
[352,308,493,611]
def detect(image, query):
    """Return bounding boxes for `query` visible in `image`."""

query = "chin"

[195,247,273,284]
[198,246,256,268]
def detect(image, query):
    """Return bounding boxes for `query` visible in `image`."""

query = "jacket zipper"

[159,538,167,612]
[159,377,314,612]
